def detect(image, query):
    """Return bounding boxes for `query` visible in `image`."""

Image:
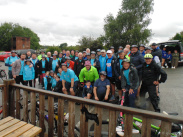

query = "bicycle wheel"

[0,70,7,80]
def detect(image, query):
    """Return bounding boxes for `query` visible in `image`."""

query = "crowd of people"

[5,43,170,112]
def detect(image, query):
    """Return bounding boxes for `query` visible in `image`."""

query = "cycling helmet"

[144,54,153,59]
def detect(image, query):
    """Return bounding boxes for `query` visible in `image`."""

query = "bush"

[46,46,61,54]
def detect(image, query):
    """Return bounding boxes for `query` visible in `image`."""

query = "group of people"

[5,43,169,112]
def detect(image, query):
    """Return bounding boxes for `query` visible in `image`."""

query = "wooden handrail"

[0,84,4,87]
[11,83,183,124]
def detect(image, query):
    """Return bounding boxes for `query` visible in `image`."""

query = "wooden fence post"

[160,121,172,137]
[141,117,151,137]
[109,110,116,137]
[3,80,14,118]
[68,101,75,137]
[124,113,133,137]
[58,98,64,137]
[80,104,88,137]
[48,96,54,137]
[94,106,102,137]
[39,94,45,137]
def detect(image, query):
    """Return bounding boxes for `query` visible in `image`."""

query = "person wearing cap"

[82,80,93,99]
[37,55,49,85]
[23,59,35,87]
[74,52,85,77]
[5,50,19,79]
[99,49,107,72]
[71,50,79,62]
[43,71,52,91]
[140,54,167,112]
[79,61,99,86]
[86,53,91,61]
[37,50,47,61]
[93,71,110,101]
[120,59,139,108]
[90,51,100,72]
[64,56,75,70]
[53,75,62,93]
[110,46,117,58]
[83,51,87,60]
[139,44,146,56]
[151,43,162,62]
[58,52,65,64]
[106,50,116,101]
[96,49,101,59]
[46,52,53,64]
[114,50,126,101]
[161,47,168,68]
[49,54,59,72]
[118,46,123,51]
[145,47,161,66]
[61,63,79,96]
[12,53,27,85]
[30,53,39,87]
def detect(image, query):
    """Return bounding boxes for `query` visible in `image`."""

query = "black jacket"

[120,65,139,90]
[130,51,145,75]
[114,57,126,80]
[37,59,49,74]
[142,60,167,85]
[74,59,85,77]
[105,56,116,78]
[152,48,162,62]
[49,59,59,72]
[54,80,62,93]
[88,58,100,72]
[58,58,66,67]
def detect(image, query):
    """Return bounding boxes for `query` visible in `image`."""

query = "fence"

[0,79,183,137]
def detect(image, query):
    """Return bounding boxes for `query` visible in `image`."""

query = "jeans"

[8,70,13,79]
[124,85,137,108]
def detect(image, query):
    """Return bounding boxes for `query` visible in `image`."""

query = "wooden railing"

[1,79,183,137]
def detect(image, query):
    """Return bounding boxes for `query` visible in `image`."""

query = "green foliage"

[46,46,61,54]
[171,31,183,42]
[103,0,154,50]
[0,22,40,51]
[59,43,68,50]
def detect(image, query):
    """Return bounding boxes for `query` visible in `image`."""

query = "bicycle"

[0,65,7,81]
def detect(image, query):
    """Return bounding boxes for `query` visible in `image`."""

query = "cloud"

[0,0,27,5]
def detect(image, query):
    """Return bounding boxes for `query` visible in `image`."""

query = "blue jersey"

[119,59,123,70]
[23,65,35,81]
[99,55,107,72]
[61,69,78,83]
[106,57,113,77]
[52,59,58,72]
[5,56,19,70]
[167,54,172,60]
[162,50,167,59]
[52,78,57,88]
[124,69,130,85]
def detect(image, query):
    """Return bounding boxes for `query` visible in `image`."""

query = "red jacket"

[64,61,75,70]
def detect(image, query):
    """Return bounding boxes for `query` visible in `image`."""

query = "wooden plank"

[124,113,133,137]
[4,123,34,137]
[39,94,45,137]
[23,90,28,122]
[108,110,116,137]
[30,92,36,126]
[15,88,20,119]
[160,121,172,137]
[94,107,102,137]
[68,101,75,137]
[9,87,15,117]
[0,117,14,126]
[57,98,64,137]
[0,121,26,137]
[48,96,54,137]
[80,104,89,137]
[3,80,14,118]
[141,117,151,137]
[0,119,20,132]
[19,126,42,137]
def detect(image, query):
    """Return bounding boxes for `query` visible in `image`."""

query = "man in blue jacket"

[139,44,146,56]
[5,50,19,79]
[99,50,107,72]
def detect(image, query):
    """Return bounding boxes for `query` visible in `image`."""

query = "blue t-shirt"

[31,59,37,66]
[52,59,58,72]
[61,69,78,83]
[42,60,46,73]
[52,78,57,88]
[57,73,62,80]
[75,56,78,60]
[91,59,95,66]
[119,59,123,70]
[100,56,106,72]
[162,50,167,59]
[5,56,19,70]
[106,57,113,77]
[94,78,110,95]
[167,54,172,60]
[58,58,62,62]
[124,69,130,85]
[19,60,25,75]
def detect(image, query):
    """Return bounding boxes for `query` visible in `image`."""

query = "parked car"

[157,40,183,63]
[0,52,11,62]
[15,49,36,57]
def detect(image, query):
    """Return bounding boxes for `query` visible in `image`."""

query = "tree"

[103,0,154,50]
[59,43,68,50]
[0,22,41,51]
[46,46,61,54]
[171,31,183,42]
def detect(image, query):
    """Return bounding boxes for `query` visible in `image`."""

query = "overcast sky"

[0,0,183,46]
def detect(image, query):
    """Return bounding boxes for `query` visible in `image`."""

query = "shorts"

[106,76,115,84]
[115,80,122,90]
[65,81,78,93]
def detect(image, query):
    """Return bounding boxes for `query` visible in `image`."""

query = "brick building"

[11,36,31,50]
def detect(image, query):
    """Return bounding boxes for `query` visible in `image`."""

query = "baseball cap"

[122,59,130,64]
[145,47,153,51]
[61,63,67,66]
[119,46,123,49]
[11,50,16,53]
[110,46,114,49]
[96,49,101,52]
[50,70,54,73]
[91,51,96,54]
[42,55,46,58]
[99,71,107,76]
[101,49,106,53]
[106,50,112,54]
[151,43,157,46]
[118,50,123,54]
[131,45,138,48]
[85,61,91,66]
[52,54,57,56]
[86,53,90,56]
[140,44,145,47]
[65,56,71,60]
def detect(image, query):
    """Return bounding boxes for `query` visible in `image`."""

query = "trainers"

[162,66,165,68]
[109,95,115,101]
[166,66,168,68]
[171,66,174,69]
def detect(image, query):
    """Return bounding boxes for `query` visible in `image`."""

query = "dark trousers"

[124,85,137,108]
[15,75,24,85]
[24,80,32,87]
[8,70,13,79]
[140,83,160,112]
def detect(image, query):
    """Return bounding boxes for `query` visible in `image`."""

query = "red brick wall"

[11,37,31,50]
